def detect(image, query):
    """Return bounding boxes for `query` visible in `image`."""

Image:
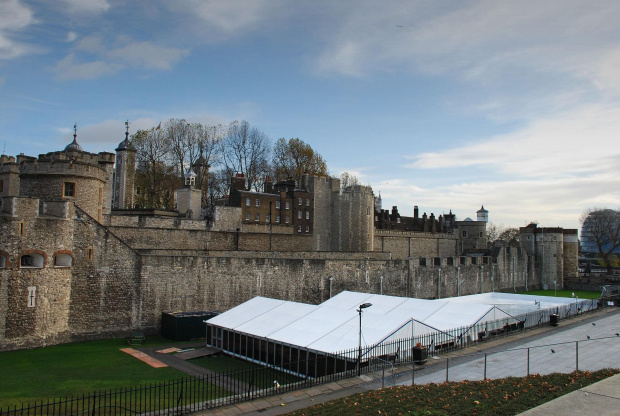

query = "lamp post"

[357,302,372,375]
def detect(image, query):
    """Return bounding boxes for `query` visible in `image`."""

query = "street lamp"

[357,302,372,375]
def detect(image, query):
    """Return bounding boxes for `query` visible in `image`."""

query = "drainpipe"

[457,266,461,297]
[437,268,441,299]
[329,277,333,298]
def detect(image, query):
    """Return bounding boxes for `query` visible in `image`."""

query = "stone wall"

[374,230,458,259]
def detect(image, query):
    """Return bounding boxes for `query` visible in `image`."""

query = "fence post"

[484,354,487,380]
[445,357,449,383]
[527,348,530,376]
[576,341,579,371]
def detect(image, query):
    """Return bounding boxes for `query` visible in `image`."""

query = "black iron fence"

[0,298,600,416]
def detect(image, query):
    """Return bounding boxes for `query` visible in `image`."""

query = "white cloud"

[0,0,35,60]
[66,31,78,42]
[315,1,620,84]
[179,0,270,35]
[407,104,620,179]
[53,37,189,80]
[108,41,189,70]
[53,53,121,81]
[61,0,110,15]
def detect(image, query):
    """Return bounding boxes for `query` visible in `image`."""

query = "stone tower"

[113,121,136,209]
[177,169,202,220]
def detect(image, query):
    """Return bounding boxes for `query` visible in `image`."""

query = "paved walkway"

[189,307,620,415]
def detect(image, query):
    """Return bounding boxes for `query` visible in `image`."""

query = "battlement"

[19,156,109,182]
[0,155,17,165]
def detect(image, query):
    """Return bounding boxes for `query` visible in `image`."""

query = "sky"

[2,1,620,231]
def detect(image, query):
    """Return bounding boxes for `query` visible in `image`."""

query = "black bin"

[549,314,559,327]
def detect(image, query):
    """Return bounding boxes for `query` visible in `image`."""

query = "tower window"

[63,182,76,198]
[245,212,250,221]
[462,230,467,238]
[20,253,44,269]
[54,253,73,267]
[255,199,260,207]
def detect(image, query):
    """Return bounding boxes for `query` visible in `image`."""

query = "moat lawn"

[517,289,600,299]
[0,336,186,408]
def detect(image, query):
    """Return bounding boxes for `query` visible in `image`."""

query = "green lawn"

[286,369,619,416]
[517,289,600,299]
[0,336,186,408]
[190,354,303,388]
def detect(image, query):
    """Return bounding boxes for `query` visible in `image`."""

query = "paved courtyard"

[397,310,620,385]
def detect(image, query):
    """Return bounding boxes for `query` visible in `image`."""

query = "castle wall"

[374,230,458,259]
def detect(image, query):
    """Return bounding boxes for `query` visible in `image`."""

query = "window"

[19,221,25,236]
[298,211,302,220]
[306,211,310,220]
[63,182,76,198]
[20,253,44,268]
[419,258,427,266]
[276,214,281,223]
[99,188,103,204]
[298,225,301,232]
[305,225,309,233]
[54,253,73,267]
[245,212,250,221]
[276,201,281,209]
[285,202,290,210]
[396,218,401,223]
[27,286,36,308]
[0,253,6,269]
[462,230,467,238]
[479,232,483,237]
[255,213,260,222]
[285,215,289,224]
[0,179,3,193]
[266,214,271,222]
[306,198,310,206]
[255,199,260,207]
[87,247,93,261]
[298,198,302,206]
[245,198,251,206]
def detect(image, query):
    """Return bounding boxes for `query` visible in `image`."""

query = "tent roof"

[207,291,570,355]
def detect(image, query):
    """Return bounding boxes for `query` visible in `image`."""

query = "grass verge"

[0,337,186,408]
[517,289,600,299]
[190,354,303,388]
[286,369,619,416]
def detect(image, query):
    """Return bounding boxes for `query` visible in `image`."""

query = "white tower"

[477,205,489,222]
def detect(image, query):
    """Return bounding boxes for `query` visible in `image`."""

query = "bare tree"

[219,120,271,191]
[487,223,520,248]
[340,172,359,192]
[580,208,620,273]
[132,128,178,209]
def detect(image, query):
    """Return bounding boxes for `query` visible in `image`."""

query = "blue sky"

[2,1,620,230]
